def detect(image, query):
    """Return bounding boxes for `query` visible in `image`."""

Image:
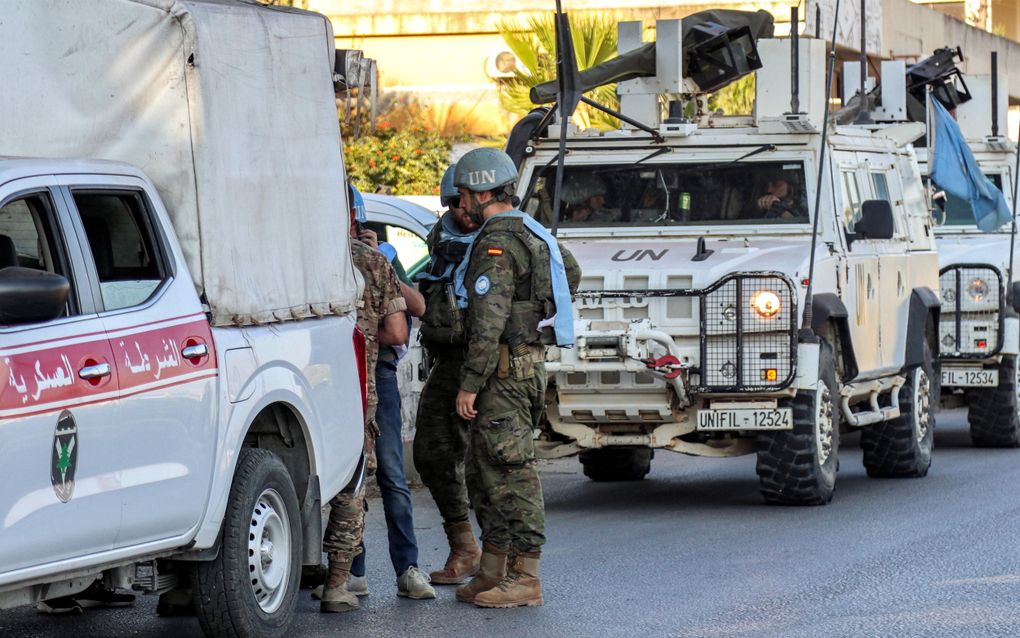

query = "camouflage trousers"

[323,486,366,563]
[413,354,471,526]
[465,362,547,553]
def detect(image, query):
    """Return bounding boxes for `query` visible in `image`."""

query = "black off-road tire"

[756,339,840,506]
[579,448,652,481]
[966,355,1020,447]
[192,449,302,638]
[861,339,936,478]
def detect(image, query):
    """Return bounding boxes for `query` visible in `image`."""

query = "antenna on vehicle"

[801,0,843,337]
[853,0,872,124]
[549,0,583,237]
[991,51,999,137]
[790,6,800,115]
[1008,85,1019,304]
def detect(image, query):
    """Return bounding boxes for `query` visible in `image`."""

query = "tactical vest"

[418,213,475,351]
[483,216,557,347]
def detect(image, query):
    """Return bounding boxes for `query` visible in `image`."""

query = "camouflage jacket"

[460,213,580,394]
[352,239,407,428]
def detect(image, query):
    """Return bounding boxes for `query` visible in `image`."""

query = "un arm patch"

[474,275,492,296]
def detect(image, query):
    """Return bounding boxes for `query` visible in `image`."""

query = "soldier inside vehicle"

[524,160,809,227]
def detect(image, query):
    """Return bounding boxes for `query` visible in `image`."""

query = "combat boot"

[319,559,359,613]
[454,544,507,603]
[430,521,481,585]
[474,551,543,608]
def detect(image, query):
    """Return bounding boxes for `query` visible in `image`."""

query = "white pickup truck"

[0,2,366,637]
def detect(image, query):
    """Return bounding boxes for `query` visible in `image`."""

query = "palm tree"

[497,14,623,130]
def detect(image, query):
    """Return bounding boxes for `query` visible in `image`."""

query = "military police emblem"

[51,410,78,503]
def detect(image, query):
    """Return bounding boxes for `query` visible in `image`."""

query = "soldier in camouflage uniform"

[451,148,581,609]
[413,164,483,585]
[320,186,408,614]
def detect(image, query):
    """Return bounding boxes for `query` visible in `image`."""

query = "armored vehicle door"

[863,156,914,372]
[835,155,883,375]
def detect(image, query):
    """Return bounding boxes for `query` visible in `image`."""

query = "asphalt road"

[3,407,1020,638]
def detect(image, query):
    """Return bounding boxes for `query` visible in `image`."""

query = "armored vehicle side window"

[0,192,76,317]
[935,173,1006,227]
[74,190,168,312]
[523,160,809,228]
[871,172,891,204]
[841,171,863,231]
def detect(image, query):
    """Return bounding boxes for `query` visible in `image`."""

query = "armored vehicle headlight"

[966,278,989,302]
[750,290,782,318]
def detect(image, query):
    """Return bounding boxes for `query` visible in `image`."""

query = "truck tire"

[579,448,652,481]
[192,448,301,638]
[861,339,936,477]
[755,339,839,506]
[966,355,1020,447]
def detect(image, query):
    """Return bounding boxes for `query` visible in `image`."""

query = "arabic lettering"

[121,341,151,375]
[6,358,29,404]
[154,339,180,380]
[31,355,73,402]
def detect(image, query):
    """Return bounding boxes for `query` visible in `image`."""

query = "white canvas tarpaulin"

[0,0,360,325]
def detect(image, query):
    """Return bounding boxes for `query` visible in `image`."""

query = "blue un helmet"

[453,148,518,193]
[440,163,460,208]
[348,183,367,224]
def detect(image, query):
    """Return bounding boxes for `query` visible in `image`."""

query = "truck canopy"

[0,0,360,326]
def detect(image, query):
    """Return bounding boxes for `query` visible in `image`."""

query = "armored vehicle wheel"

[193,448,301,638]
[966,355,1020,447]
[755,339,839,506]
[861,339,936,477]
[579,447,652,481]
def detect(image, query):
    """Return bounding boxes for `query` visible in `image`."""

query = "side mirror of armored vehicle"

[848,200,896,244]
[0,267,70,325]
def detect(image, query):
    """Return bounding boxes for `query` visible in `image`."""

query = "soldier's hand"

[456,390,478,420]
[358,228,379,249]
[757,194,779,210]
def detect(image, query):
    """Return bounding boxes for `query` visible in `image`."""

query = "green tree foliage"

[497,14,622,130]
[344,122,451,196]
[707,73,756,116]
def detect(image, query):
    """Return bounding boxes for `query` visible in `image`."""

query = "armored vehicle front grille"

[574,272,797,394]
[939,265,1003,359]
[695,274,797,392]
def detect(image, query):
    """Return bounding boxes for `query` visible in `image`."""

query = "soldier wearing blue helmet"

[413,163,486,586]
[450,147,580,609]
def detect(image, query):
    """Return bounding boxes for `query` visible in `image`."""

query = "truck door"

[0,181,122,575]
[836,158,883,375]
[59,179,218,547]
[867,160,913,371]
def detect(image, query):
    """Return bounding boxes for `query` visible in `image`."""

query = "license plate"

[696,408,793,431]
[941,368,998,387]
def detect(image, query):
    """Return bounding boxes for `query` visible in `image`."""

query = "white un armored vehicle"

[902,50,1020,447]
[511,12,940,504]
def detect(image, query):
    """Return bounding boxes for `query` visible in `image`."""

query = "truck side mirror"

[0,267,70,325]
[853,200,896,241]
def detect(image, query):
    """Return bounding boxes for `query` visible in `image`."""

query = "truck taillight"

[353,326,368,417]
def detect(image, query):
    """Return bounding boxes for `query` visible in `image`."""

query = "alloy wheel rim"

[815,381,834,465]
[247,488,291,614]
[914,368,931,443]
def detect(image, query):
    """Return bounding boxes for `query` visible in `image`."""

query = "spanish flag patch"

[486,247,504,256]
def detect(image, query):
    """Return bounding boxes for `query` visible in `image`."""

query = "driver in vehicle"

[754,176,799,219]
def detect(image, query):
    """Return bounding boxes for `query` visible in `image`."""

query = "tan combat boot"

[319,559,359,613]
[473,551,543,608]
[454,544,507,603]
[430,521,482,585]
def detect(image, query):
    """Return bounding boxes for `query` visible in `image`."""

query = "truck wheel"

[579,448,652,481]
[755,339,839,505]
[861,339,936,477]
[966,355,1020,447]
[192,448,301,638]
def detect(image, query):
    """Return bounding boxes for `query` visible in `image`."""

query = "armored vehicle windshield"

[523,159,809,228]
[935,172,1006,227]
